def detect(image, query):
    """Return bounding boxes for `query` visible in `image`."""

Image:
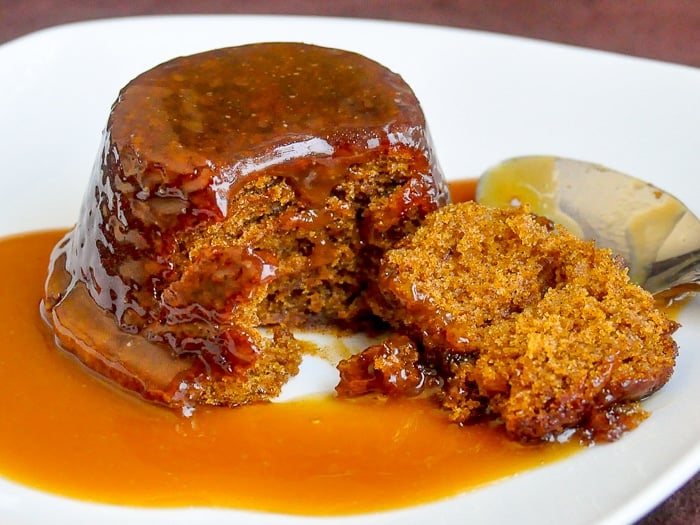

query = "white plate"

[0,14,699,525]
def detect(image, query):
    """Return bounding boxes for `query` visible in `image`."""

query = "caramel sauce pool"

[0,200,582,515]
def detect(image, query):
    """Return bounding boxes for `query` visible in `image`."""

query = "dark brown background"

[1,2,698,524]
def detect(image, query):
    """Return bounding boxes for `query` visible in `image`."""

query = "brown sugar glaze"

[0,226,585,515]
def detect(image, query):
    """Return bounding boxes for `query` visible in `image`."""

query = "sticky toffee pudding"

[349,201,678,442]
[21,41,683,514]
[42,42,448,409]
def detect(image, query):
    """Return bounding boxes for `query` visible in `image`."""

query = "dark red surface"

[1,1,698,524]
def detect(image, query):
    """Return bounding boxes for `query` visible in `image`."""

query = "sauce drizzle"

[0,230,580,515]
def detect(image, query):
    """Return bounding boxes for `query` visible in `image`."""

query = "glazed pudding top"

[109,42,436,216]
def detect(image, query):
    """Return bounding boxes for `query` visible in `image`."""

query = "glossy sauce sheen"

[0,227,581,515]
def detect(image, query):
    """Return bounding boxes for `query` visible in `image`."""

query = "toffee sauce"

[0,227,581,515]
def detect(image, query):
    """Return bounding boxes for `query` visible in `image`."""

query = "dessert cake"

[42,42,449,408]
[341,202,679,441]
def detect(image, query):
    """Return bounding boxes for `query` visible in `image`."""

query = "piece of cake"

[42,42,449,409]
[361,201,679,441]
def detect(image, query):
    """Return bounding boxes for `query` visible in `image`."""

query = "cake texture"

[42,42,448,408]
[342,201,679,441]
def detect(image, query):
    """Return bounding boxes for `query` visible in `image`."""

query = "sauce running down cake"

[42,43,449,408]
[339,202,679,442]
